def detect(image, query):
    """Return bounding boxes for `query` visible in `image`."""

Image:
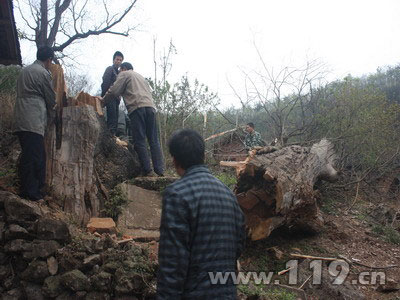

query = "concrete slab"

[117,184,162,240]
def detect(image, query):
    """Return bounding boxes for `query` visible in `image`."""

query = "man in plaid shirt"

[157,129,245,299]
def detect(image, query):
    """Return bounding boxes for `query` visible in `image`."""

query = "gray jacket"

[103,70,155,115]
[13,60,56,136]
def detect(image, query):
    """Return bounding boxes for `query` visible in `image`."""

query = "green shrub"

[103,186,128,220]
[215,172,237,189]
[372,224,400,245]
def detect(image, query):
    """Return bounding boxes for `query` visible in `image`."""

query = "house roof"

[0,0,22,65]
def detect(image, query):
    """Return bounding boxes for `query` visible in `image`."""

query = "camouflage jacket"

[244,131,265,149]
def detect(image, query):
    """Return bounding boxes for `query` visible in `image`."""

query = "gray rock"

[35,218,70,243]
[5,224,31,240]
[47,256,58,275]
[83,254,101,269]
[61,270,90,292]
[0,265,11,282]
[91,271,112,292]
[0,251,7,264]
[3,277,18,290]
[114,268,144,295]
[0,191,9,209]
[21,260,49,284]
[0,221,5,242]
[4,195,42,224]
[22,282,45,300]
[75,291,87,299]
[4,239,32,253]
[55,292,75,300]
[2,287,24,300]
[23,240,61,259]
[85,292,111,300]
[42,275,64,298]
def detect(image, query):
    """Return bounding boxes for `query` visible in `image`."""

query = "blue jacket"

[157,165,245,299]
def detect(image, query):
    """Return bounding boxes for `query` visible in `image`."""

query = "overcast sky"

[17,0,400,107]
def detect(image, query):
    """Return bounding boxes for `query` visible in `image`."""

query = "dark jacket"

[157,165,245,300]
[13,60,56,136]
[101,65,118,97]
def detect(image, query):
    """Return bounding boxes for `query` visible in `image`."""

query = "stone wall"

[0,191,157,300]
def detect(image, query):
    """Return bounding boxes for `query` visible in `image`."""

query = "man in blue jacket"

[157,129,245,299]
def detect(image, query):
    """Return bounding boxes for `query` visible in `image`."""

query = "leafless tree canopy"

[16,0,138,56]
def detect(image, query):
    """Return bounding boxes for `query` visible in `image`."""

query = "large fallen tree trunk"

[222,139,338,241]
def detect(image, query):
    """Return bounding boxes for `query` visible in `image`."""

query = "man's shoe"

[143,171,157,177]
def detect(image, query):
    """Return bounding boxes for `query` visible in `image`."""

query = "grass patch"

[238,284,296,300]
[371,224,400,245]
[103,185,128,220]
[215,172,237,189]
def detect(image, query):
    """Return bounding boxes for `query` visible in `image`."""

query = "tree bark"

[45,65,141,224]
[227,139,338,241]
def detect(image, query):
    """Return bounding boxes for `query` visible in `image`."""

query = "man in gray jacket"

[13,46,56,201]
[100,62,164,176]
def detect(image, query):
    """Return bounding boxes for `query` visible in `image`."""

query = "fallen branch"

[338,255,398,270]
[290,253,345,262]
[278,267,294,276]
[117,238,134,245]
[205,128,240,142]
[299,274,312,289]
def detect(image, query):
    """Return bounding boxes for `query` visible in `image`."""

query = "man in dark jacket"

[157,129,245,299]
[13,46,56,201]
[101,51,123,135]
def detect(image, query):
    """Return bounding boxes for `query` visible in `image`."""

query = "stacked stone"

[0,191,157,300]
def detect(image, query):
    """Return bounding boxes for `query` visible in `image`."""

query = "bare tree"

[15,0,138,60]
[233,43,327,146]
[64,71,94,97]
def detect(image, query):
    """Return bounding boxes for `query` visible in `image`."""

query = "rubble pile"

[0,191,157,300]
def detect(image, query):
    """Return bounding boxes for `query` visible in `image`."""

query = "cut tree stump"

[45,64,141,224]
[221,139,338,241]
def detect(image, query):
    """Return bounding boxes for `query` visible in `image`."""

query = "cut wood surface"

[45,64,141,224]
[230,139,338,241]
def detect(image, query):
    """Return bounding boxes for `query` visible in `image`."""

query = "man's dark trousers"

[129,107,164,175]
[16,131,46,200]
[106,99,120,135]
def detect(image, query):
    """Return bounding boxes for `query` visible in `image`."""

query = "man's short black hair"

[120,62,133,70]
[168,129,205,170]
[247,122,255,129]
[36,46,54,62]
[113,51,124,60]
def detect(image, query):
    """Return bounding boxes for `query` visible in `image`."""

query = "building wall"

[0,0,22,65]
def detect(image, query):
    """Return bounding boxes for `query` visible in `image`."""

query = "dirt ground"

[239,188,400,300]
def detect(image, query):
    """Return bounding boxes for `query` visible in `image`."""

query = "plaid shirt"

[157,165,245,300]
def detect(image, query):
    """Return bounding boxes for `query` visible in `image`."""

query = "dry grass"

[0,93,16,134]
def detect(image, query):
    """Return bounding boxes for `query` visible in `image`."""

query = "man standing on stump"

[13,46,56,201]
[101,51,124,136]
[157,129,245,299]
[100,62,164,176]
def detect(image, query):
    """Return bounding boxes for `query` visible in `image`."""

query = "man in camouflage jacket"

[244,122,265,150]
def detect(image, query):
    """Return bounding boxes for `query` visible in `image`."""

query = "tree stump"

[224,139,338,241]
[45,65,141,224]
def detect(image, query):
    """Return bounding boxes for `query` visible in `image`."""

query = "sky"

[16,0,400,107]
